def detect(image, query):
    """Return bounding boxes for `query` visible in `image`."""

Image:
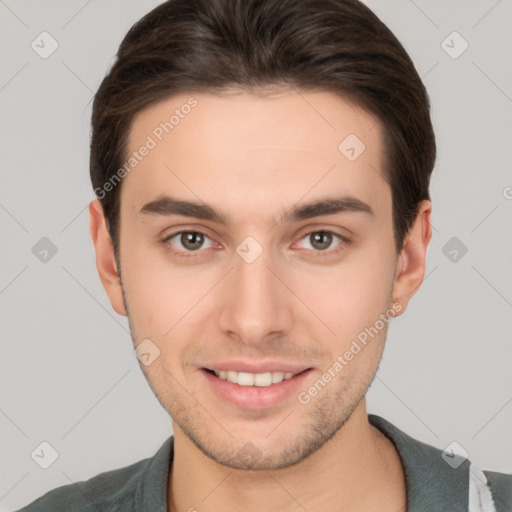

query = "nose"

[217,245,293,347]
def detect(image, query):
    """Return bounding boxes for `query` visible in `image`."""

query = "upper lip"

[202,360,312,374]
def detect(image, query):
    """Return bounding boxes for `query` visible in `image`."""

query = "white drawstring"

[469,463,497,512]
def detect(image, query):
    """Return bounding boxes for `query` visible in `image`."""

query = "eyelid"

[162,229,217,256]
[169,231,214,245]
[294,222,353,239]
[160,222,218,240]
[293,230,350,254]
[162,227,351,258]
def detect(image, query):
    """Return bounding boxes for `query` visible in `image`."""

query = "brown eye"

[296,230,348,254]
[180,232,205,251]
[165,231,214,254]
[309,231,333,251]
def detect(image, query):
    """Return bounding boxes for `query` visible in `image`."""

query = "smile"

[201,367,313,410]
[210,370,298,387]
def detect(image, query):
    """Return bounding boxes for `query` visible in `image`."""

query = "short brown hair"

[90,0,436,254]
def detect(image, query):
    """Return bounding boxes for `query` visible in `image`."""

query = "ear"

[89,199,127,316]
[391,200,432,315]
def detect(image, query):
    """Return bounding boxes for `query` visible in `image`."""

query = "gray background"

[1,0,511,510]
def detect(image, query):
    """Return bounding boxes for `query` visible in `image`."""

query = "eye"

[296,230,347,253]
[164,231,215,254]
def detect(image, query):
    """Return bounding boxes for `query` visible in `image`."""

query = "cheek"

[297,249,395,338]
[119,235,176,335]
[120,236,219,342]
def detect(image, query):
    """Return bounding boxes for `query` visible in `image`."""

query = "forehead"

[122,89,389,220]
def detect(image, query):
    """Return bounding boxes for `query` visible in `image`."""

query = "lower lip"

[200,368,313,410]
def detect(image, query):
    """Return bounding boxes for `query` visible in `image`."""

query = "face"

[92,89,426,470]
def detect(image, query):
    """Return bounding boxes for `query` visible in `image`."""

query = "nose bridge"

[218,239,292,343]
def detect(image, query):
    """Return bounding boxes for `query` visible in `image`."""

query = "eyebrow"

[138,195,374,225]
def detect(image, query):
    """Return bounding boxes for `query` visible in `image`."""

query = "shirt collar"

[136,415,470,511]
[135,436,174,511]
[369,414,469,511]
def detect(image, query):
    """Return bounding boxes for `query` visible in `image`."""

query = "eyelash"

[162,229,351,259]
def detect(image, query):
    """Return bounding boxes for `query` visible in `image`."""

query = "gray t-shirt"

[15,414,511,511]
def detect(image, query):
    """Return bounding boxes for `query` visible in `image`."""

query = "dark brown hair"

[90,0,436,254]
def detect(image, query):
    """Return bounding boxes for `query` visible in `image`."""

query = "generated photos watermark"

[297,301,403,405]
[94,97,198,200]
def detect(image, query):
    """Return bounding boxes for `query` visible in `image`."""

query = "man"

[17,0,511,511]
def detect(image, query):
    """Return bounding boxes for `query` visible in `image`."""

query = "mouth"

[200,367,313,410]
[204,368,301,386]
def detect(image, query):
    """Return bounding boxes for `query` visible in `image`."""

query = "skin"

[90,88,431,512]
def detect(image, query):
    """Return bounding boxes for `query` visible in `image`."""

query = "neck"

[168,400,407,512]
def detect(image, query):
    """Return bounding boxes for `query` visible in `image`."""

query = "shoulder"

[15,457,151,512]
[369,414,511,511]
[483,470,512,512]
[14,436,175,512]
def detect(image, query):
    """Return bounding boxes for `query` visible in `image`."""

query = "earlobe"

[391,200,432,315]
[89,200,127,316]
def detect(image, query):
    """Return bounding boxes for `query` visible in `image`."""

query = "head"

[89,0,435,470]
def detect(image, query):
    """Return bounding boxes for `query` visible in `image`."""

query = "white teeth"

[254,372,272,386]
[226,371,238,383]
[271,371,284,383]
[237,372,255,386]
[210,369,298,386]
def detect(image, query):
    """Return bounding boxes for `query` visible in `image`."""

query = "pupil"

[311,231,331,250]
[182,232,203,251]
